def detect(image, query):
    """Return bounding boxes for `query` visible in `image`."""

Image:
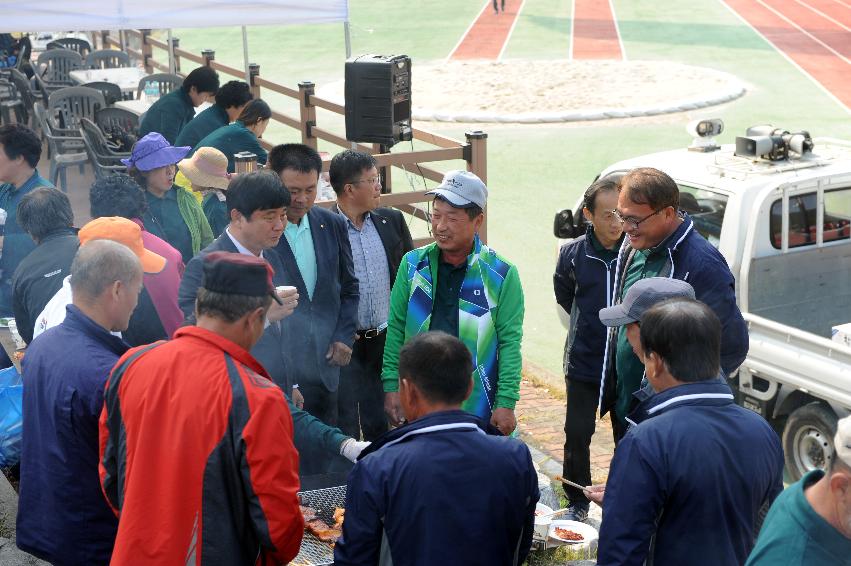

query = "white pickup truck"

[554,125,851,481]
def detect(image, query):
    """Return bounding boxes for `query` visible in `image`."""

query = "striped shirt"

[338,208,390,330]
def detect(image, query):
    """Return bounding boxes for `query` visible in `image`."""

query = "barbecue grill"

[291,484,347,566]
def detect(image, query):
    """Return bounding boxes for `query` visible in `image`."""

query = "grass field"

[167,0,851,378]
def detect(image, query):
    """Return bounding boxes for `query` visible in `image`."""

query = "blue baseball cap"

[599,277,696,326]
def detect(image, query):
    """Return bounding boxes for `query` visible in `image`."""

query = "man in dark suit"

[268,144,359,473]
[329,150,413,440]
[178,171,371,473]
[177,171,296,392]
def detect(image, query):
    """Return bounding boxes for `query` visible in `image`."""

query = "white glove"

[340,438,370,462]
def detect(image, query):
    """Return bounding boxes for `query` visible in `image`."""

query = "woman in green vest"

[123,133,213,263]
[191,99,271,173]
[178,146,232,238]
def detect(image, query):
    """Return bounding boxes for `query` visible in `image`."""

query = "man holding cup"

[178,171,297,392]
[178,171,368,471]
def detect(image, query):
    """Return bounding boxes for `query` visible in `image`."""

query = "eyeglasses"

[351,177,381,186]
[612,208,663,230]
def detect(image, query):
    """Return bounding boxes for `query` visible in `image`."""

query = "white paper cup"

[275,285,297,294]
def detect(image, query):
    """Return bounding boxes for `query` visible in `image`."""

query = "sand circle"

[319,59,747,123]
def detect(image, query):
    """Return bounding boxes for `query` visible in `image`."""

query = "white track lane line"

[758,0,850,64]
[498,0,527,60]
[717,0,851,115]
[826,0,851,10]
[794,0,851,33]
[609,0,627,60]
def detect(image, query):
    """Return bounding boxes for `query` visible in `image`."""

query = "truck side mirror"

[554,209,577,238]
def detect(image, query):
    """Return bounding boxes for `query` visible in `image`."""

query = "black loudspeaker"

[345,54,412,147]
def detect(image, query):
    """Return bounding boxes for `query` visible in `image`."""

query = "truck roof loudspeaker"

[735,125,814,162]
[345,54,413,147]
[687,118,724,152]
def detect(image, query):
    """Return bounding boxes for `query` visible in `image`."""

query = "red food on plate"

[554,527,583,541]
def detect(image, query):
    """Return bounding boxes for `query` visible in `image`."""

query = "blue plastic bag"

[0,365,22,467]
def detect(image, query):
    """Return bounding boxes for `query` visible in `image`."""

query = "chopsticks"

[555,475,590,492]
[537,507,569,519]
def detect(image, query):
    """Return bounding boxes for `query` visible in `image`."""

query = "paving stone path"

[516,377,615,485]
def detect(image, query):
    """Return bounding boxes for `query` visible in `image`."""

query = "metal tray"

[291,484,347,566]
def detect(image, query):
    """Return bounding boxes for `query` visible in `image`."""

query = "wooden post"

[202,49,215,68]
[100,31,108,50]
[466,130,488,243]
[249,63,261,100]
[141,29,153,73]
[170,37,181,74]
[298,81,318,150]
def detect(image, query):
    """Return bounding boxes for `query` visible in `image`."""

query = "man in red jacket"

[99,251,303,565]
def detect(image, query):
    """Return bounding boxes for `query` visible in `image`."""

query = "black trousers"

[493,0,506,11]
[337,332,389,441]
[562,378,599,506]
[299,381,339,476]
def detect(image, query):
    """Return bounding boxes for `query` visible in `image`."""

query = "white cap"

[426,170,488,210]
[835,415,851,467]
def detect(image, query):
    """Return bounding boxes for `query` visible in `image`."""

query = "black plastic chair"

[136,73,183,100]
[0,78,24,125]
[80,117,129,179]
[94,107,140,153]
[7,69,35,127]
[14,37,31,75]
[83,81,122,106]
[46,37,92,58]
[85,49,130,70]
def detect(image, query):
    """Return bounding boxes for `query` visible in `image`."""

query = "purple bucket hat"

[121,132,191,172]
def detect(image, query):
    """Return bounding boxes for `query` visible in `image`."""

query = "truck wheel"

[782,403,837,482]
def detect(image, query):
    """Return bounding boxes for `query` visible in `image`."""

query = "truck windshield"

[678,185,728,248]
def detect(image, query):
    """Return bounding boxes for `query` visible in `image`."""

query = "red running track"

[723,0,851,112]
[572,0,623,59]
[449,0,524,60]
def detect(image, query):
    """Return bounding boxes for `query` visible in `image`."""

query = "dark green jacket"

[192,122,267,173]
[175,105,229,148]
[202,192,229,238]
[139,88,196,144]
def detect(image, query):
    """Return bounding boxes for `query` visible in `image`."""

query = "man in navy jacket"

[553,177,622,521]
[268,143,358,474]
[335,331,539,566]
[596,298,783,566]
[17,239,160,565]
[601,167,748,439]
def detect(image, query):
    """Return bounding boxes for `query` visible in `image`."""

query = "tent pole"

[344,21,352,58]
[167,29,175,74]
[242,26,250,83]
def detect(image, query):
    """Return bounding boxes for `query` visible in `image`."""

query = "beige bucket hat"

[178,146,232,191]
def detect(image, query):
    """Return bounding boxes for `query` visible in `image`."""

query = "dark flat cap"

[201,251,282,304]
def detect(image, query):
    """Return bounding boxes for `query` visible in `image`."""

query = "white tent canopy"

[0,0,348,32]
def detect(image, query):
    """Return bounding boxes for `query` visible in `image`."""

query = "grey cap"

[599,277,696,327]
[426,170,488,209]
